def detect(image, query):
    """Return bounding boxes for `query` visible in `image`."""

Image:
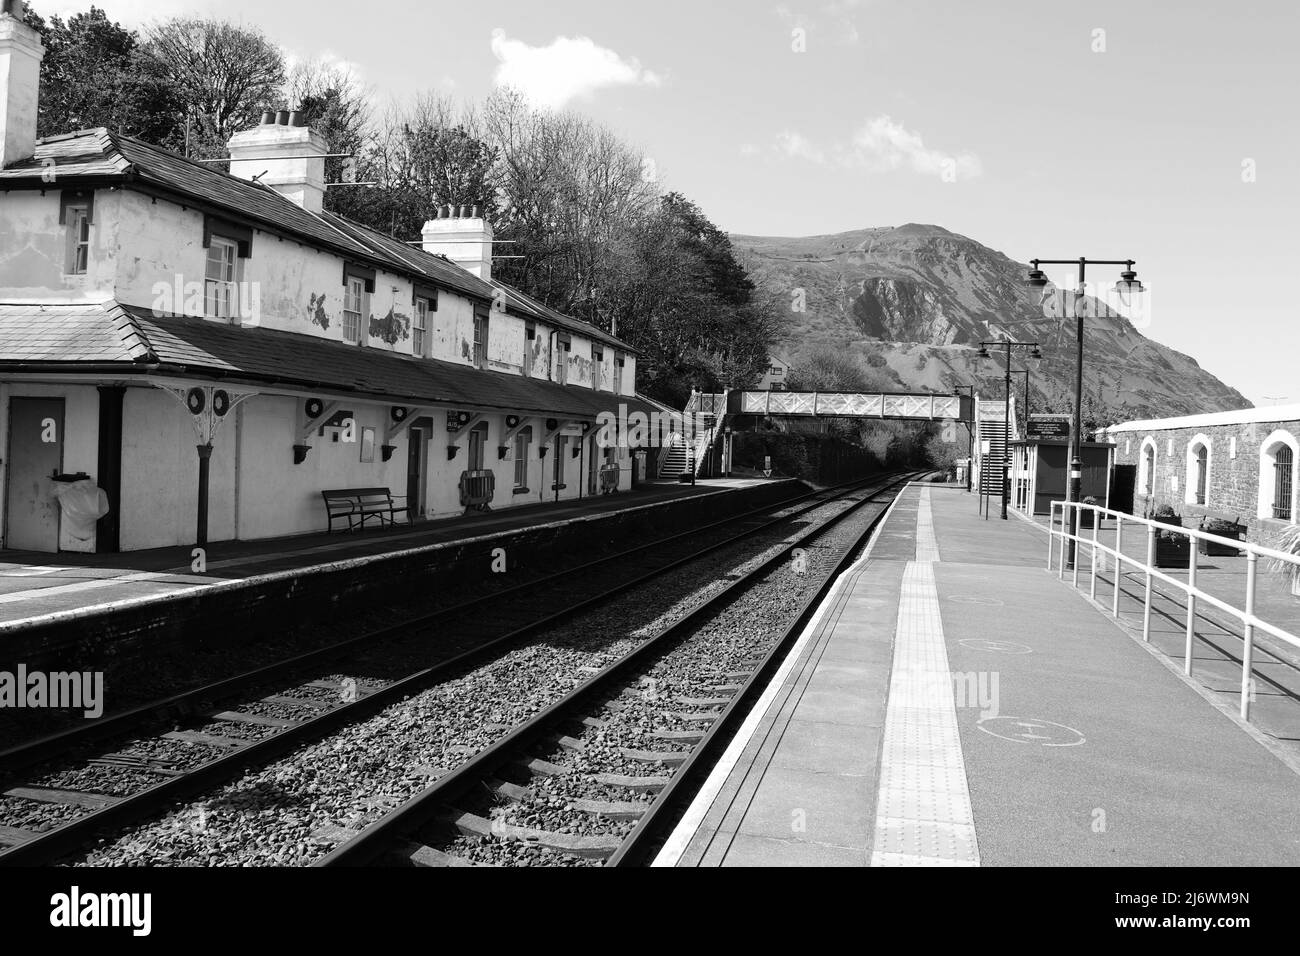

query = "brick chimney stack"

[0,4,44,169]
[226,110,328,214]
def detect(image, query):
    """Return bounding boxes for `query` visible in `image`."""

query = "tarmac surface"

[658,482,1300,866]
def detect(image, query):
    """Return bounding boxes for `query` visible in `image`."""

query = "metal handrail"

[1047,499,1300,722]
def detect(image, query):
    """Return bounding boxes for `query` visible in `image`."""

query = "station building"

[0,13,657,554]
[1107,405,1300,545]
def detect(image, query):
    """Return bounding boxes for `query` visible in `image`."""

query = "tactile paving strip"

[870,556,979,867]
[915,486,941,563]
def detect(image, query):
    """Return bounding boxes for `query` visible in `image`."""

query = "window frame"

[1184,435,1211,508]
[413,296,431,357]
[1257,430,1299,523]
[556,336,572,385]
[472,309,490,369]
[523,322,536,377]
[1139,437,1158,497]
[204,235,240,321]
[343,276,366,344]
[513,426,532,490]
[64,203,91,276]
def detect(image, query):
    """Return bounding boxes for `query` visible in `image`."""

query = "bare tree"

[142,17,285,158]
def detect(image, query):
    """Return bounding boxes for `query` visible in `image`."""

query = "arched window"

[1275,446,1294,520]
[1185,435,1211,507]
[1139,437,1158,496]
[1258,430,1299,523]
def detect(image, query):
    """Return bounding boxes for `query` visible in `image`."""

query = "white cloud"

[776,130,827,164]
[490,29,663,110]
[739,143,762,156]
[849,115,982,178]
[771,115,982,179]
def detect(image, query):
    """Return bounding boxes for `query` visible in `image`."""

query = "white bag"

[52,479,110,542]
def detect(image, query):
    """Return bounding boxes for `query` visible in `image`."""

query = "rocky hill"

[732,224,1250,422]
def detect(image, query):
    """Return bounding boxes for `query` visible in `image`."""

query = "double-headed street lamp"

[977,339,1042,519]
[1027,258,1144,568]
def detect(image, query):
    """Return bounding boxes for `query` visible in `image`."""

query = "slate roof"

[1,129,636,352]
[0,303,657,421]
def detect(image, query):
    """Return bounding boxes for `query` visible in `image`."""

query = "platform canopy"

[728,390,972,423]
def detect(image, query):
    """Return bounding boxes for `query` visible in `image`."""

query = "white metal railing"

[1047,500,1300,722]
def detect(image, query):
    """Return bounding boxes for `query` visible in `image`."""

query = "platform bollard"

[1241,553,1258,721]
[1185,547,1198,676]
[1142,524,1156,642]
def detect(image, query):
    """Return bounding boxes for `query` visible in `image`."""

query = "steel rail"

[0,474,894,866]
[0,476,853,774]
[314,472,919,867]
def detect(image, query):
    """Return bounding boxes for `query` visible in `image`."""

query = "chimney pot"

[276,110,289,125]
[289,110,303,127]
[260,110,274,125]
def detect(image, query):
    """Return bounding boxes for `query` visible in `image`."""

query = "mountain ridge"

[732,223,1250,421]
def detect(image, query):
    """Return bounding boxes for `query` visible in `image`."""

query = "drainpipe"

[579,433,585,500]
[547,331,559,381]
[553,436,560,503]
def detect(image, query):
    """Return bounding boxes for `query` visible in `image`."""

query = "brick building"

[1107,405,1299,546]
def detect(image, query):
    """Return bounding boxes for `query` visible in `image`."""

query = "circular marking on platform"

[959,639,1032,655]
[947,595,1005,607]
[976,717,1085,747]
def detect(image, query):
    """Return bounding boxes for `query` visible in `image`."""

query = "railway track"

[313,473,917,867]
[0,474,900,866]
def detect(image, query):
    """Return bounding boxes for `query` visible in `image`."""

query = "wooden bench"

[321,487,406,533]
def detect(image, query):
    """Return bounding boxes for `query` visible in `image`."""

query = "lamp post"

[1027,258,1143,568]
[1009,368,1031,423]
[977,339,1042,519]
[953,384,975,492]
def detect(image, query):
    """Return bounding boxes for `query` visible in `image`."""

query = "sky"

[53,0,1300,407]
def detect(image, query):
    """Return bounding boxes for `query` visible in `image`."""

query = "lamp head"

[1115,269,1145,296]
[1027,265,1050,287]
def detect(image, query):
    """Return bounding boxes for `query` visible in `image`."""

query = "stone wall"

[1111,417,1299,546]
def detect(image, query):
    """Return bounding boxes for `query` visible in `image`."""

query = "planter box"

[1156,536,1191,568]
[1198,527,1246,557]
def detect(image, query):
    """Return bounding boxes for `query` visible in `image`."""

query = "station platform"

[657,481,1300,866]
[0,477,779,632]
